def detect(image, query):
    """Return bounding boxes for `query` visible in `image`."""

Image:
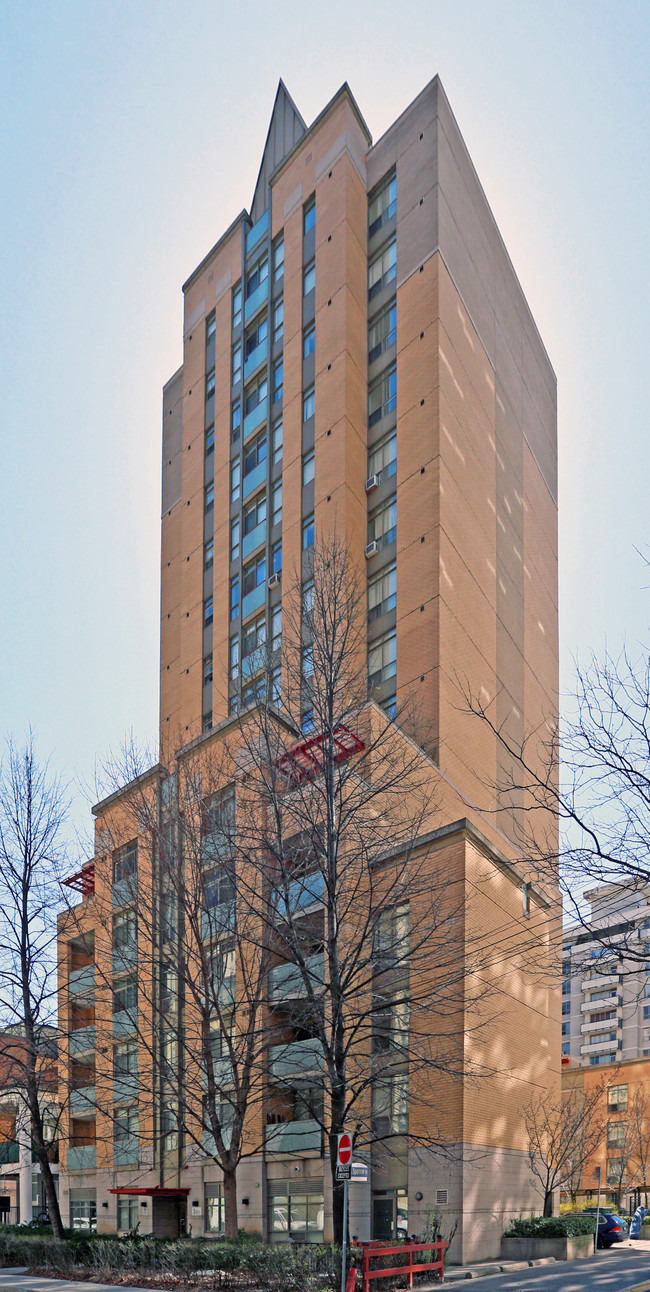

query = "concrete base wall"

[501,1234,593,1261]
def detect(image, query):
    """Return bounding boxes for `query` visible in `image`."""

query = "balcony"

[113,1073,139,1105]
[269,953,325,1002]
[69,964,95,996]
[69,1087,96,1116]
[67,1145,96,1171]
[581,1016,620,1034]
[581,996,620,1012]
[113,1137,139,1168]
[580,1037,619,1056]
[113,1009,138,1038]
[246,210,269,254]
[241,645,266,680]
[112,943,138,974]
[243,397,268,443]
[112,877,136,908]
[244,339,268,383]
[69,1026,95,1056]
[268,1038,324,1083]
[242,582,266,622]
[264,1119,322,1155]
[242,520,267,560]
[242,458,267,500]
[244,280,269,323]
[580,974,619,991]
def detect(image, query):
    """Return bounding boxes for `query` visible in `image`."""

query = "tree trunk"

[543,1190,553,1217]
[34,1144,65,1239]
[223,1168,238,1238]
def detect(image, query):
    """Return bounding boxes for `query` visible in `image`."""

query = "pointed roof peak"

[250,81,307,223]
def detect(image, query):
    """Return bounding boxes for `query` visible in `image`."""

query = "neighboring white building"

[563,883,650,1067]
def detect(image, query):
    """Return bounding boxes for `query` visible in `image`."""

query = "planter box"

[501,1234,593,1261]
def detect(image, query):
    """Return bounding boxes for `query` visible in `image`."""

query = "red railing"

[358,1239,448,1290]
[62,862,95,897]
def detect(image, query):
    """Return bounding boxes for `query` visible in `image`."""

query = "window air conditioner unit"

[365,474,380,493]
[365,541,379,559]
[268,572,281,589]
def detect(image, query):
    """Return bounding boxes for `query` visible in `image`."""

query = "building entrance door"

[372,1196,394,1240]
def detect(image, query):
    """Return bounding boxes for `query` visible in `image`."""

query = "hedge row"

[504,1215,596,1237]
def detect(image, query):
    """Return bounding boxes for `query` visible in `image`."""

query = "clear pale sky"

[1,0,649,849]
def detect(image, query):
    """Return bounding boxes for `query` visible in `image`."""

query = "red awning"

[109,1187,190,1196]
[62,863,95,896]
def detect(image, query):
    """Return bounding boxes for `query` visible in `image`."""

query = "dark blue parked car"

[577,1210,628,1247]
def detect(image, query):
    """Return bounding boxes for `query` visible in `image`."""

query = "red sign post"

[337,1132,353,1292]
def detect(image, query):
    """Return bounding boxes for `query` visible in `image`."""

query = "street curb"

[442,1257,557,1281]
[629,1281,650,1292]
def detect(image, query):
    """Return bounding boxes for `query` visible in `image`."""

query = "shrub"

[505,1215,596,1238]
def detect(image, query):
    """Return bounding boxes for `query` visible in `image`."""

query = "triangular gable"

[250,80,307,223]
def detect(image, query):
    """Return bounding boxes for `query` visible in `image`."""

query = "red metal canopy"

[62,862,95,897]
[109,1186,190,1196]
[276,723,364,787]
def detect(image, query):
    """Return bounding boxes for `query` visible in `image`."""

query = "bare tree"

[524,1082,604,1216]
[0,736,68,1237]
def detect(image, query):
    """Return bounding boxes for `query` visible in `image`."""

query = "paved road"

[443,1245,650,1290]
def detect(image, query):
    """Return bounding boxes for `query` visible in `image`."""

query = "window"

[302,579,314,617]
[607,1121,627,1147]
[244,493,267,538]
[204,597,214,627]
[368,495,397,549]
[562,1021,570,1036]
[244,313,268,359]
[591,1010,615,1022]
[302,514,315,549]
[204,539,214,570]
[114,1042,138,1076]
[231,458,241,503]
[242,676,266,707]
[303,259,315,296]
[590,1054,615,1065]
[608,1085,628,1110]
[206,311,216,343]
[273,356,283,404]
[230,517,240,562]
[244,370,267,415]
[271,605,282,651]
[301,709,314,732]
[368,363,397,427]
[368,562,396,622]
[205,1185,225,1235]
[232,399,241,439]
[273,297,284,343]
[246,254,268,300]
[206,424,215,455]
[273,235,284,284]
[272,480,283,526]
[270,666,281,705]
[302,449,315,486]
[369,238,397,300]
[272,419,283,464]
[368,299,397,363]
[303,385,315,422]
[205,482,215,513]
[561,1001,570,1016]
[372,1073,408,1135]
[230,575,240,620]
[229,637,239,681]
[113,841,137,884]
[590,1031,616,1044]
[368,431,397,482]
[161,1103,179,1153]
[232,283,242,329]
[269,1190,324,1244]
[369,171,396,236]
[242,613,266,664]
[271,539,282,574]
[302,644,314,680]
[244,431,267,478]
[243,553,266,597]
[113,909,137,949]
[561,1041,570,1055]
[206,368,215,402]
[117,1196,139,1232]
[303,196,316,234]
[644,1005,650,1019]
[303,322,315,358]
[562,979,571,995]
[113,977,137,1014]
[205,864,235,910]
[232,342,242,385]
[203,711,213,733]
[204,654,214,687]
[70,1198,97,1232]
[368,630,397,690]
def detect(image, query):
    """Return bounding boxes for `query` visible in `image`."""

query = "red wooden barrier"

[360,1239,448,1289]
[345,1265,358,1292]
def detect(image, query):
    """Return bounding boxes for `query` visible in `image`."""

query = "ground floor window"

[69,1195,96,1232]
[269,1188,323,1243]
[205,1185,225,1233]
[117,1197,139,1232]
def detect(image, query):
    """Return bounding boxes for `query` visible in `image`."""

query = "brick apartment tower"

[58,79,560,1260]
